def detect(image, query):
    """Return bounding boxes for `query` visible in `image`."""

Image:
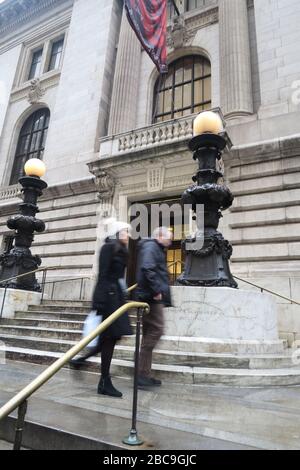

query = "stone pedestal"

[163,286,284,354]
[0,288,41,319]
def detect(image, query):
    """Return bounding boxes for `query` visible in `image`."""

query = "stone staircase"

[1,299,300,387]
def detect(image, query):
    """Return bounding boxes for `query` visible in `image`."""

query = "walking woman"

[71,220,132,398]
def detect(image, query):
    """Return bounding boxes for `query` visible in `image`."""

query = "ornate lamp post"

[0,159,47,291]
[178,111,238,288]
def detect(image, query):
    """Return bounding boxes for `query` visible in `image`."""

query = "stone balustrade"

[118,115,194,153]
[99,108,226,159]
[0,184,21,202]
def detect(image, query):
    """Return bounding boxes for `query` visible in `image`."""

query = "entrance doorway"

[127,196,186,286]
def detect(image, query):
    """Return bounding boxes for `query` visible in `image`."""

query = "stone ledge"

[0,288,41,319]
[230,133,300,162]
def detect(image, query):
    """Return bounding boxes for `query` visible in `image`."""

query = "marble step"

[2,318,84,330]
[28,305,91,313]
[1,318,286,355]
[14,310,137,323]
[0,440,14,451]
[0,325,82,341]
[1,409,125,451]
[4,347,300,386]
[15,311,89,322]
[0,334,297,369]
[41,300,91,307]
[120,335,286,354]
[0,387,238,451]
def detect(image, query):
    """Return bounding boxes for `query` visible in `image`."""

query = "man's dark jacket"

[135,239,171,306]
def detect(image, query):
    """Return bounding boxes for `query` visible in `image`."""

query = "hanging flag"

[124,0,168,74]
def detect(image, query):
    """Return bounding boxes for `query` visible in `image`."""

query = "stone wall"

[221,134,300,344]
[0,45,21,136]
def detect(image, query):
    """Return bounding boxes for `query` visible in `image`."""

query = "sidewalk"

[1,360,300,449]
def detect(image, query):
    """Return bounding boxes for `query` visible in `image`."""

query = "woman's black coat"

[92,239,132,339]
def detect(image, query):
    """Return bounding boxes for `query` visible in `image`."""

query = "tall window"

[28,48,43,80]
[153,55,211,123]
[186,0,207,11]
[10,109,50,185]
[48,38,64,72]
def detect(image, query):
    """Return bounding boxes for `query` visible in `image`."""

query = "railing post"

[123,307,144,446]
[80,278,84,301]
[0,284,8,320]
[51,281,55,301]
[13,400,28,451]
[41,269,47,303]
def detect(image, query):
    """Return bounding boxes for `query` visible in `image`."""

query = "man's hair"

[152,226,172,240]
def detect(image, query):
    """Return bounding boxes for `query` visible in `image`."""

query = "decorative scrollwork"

[94,170,115,200]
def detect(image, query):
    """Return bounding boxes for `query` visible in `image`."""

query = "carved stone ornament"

[27,79,45,105]
[166,7,219,49]
[147,167,165,193]
[167,15,186,49]
[95,170,115,200]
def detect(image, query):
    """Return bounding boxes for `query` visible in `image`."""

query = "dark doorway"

[127,196,186,287]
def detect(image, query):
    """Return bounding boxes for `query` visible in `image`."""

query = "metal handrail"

[167,261,300,306]
[233,275,300,306]
[0,300,149,422]
[0,266,56,318]
[0,266,59,286]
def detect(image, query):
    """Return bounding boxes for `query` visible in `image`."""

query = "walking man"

[136,227,173,387]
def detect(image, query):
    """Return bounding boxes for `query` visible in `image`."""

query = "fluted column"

[219,0,253,118]
[108,9,141,135]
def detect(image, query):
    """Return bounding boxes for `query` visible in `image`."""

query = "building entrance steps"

[1,299,300,387]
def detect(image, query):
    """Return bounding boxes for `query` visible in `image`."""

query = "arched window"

[153,55,211,123]
[10,108,50,185]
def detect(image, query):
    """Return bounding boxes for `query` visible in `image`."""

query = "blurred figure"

[71,220,132,398]
[136,226,173,387]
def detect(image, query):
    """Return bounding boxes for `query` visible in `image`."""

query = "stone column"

[108,9,141,135]
[219,0,253,118]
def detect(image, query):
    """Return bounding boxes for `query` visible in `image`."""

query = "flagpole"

[170,0,180,16]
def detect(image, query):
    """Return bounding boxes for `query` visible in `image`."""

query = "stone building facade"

[0,0,300,342]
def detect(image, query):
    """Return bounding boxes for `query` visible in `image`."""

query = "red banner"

[124,0,168,74]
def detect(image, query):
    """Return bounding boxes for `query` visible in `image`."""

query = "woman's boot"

[97,376,122,398]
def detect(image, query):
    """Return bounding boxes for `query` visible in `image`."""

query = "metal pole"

[51,281,55,301]
[41,269,47,303]
[170,0,180,16]
[13,400,28,451]
[0,301,149,422]
[80,278,84,301]
[123,307,144,446]
[0,285,8,320]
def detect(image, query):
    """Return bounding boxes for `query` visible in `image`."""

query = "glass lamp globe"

[193,111,223,136]
[24,159,46,178]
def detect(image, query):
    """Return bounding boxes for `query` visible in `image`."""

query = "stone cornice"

[10,71,60,103]
[0,0,72,37]
[229,134,300,164]
[167,5,219,48]
[0,177,96,210]
[0,8,71,54]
